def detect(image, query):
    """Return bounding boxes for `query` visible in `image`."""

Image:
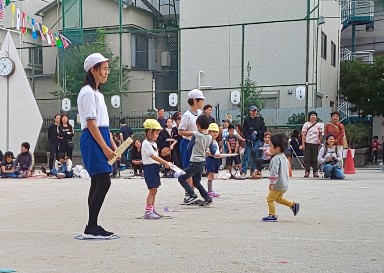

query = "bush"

[345,122,371,149]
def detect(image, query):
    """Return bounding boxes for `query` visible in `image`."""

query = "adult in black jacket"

[241,105,266,178]
[58,113,74,159]
[47,114,61,171]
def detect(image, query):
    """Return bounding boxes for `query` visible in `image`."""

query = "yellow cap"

[143,119,163,130]
[208,123,219,132]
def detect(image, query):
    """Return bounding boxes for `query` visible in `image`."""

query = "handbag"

[67,140,74,149]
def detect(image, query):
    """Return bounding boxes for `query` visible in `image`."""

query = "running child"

[206,123,221,198]
[142,119,172,219]
[178,115,216,206]
[262,134,300,222]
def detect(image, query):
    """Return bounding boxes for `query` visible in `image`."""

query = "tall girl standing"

[77,53,116,239]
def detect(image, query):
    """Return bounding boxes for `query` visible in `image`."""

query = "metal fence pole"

[240,24,245,124]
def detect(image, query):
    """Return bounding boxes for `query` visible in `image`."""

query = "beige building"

[179,0,340,124]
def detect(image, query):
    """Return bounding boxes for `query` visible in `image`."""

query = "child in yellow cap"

[142,119,172,219]
[206,123,221,197]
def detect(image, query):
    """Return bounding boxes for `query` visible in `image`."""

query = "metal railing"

[341,0,374,25]
[340,46,374,63]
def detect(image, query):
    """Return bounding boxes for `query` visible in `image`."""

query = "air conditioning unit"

[161,51,171,67]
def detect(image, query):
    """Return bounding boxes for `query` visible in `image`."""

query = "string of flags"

[1,2,71,49]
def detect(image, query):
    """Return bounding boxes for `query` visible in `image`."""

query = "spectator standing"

[241,105,266,179]
[48,114,61,172]
[156,108,167,129]
[371,136,380,163]
[171,114,182,167]
[324,111,346,154]
[58,113,74,159]
[203,104,216,123]
[301,111,323,177]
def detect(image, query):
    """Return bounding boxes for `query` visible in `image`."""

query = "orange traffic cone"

[288,157,293,177]
[344,148,356,174]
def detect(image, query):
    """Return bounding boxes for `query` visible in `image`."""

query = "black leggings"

[87,173,111,227]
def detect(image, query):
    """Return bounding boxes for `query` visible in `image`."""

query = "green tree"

[340,58,384,116]
[239,62,265,119]
[58,29,127,105]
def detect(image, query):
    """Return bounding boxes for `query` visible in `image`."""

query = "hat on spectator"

[4,151,15,159]
[249,105,258,111]
[187,89,206,100]
[143,119,163,130]
[84,53,109,72]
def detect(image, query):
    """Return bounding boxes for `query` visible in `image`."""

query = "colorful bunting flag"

[21,11,26,34]
[0,0,4,22]
[31,18,37,40]
[11,3,15,27]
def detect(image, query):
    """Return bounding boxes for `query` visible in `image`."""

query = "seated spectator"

[14,142,34,178]
[50,153,73,179]
[157,118,175,176]
[290,128,303,157]
[1,151,19,178]
[0,149,3,162]
[318,134,345,180]
[131,139,144,176]
[254,132,272,179]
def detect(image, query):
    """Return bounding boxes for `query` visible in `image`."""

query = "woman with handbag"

[58,113,74,159]
[301,111,323,177]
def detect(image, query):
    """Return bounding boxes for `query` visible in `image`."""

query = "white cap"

[188,89,205,99]
[84,53,109,72]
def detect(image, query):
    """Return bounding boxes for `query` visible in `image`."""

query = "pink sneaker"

[208,191,220,198]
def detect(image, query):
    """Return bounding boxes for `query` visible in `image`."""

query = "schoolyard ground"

[0,168,383,273]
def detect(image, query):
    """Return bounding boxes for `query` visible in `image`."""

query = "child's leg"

[267,190,281,216]
[207,172,214,192]
[274,191,294,208]
[192,171,210,201]
[146,188,157,207]
[178,166,195,197]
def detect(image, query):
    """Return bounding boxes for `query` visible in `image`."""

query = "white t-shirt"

[302,122,323,144]
[179,109,202,140]
[141,139,160,165]
[77,85,109,130]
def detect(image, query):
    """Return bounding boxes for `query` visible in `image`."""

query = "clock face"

[0,57,15,77]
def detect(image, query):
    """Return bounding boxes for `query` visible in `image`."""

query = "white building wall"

[180,0,340,116]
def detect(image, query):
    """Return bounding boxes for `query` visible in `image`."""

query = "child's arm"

[29,153,34,172]
[170,140,177,150]
[226,138,232,153]
[269,157,279,188]
[13,154,20,168]
[1,165,14,173]
[187,134,196,152]
[150,154,171,169]
[54,160,59,171]
[234,139,239,154]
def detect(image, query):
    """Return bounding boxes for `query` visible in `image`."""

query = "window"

[331,41,336,67]
[29,48,43,66]
[321,31,327,60]
[131,33,157,70]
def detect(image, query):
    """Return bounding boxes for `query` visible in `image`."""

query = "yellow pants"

[267,190,293,216]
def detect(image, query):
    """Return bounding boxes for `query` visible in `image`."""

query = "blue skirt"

[80,127,112,177]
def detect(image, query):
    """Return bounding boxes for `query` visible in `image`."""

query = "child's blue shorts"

[205,157,221,173]
[143,164,161,189]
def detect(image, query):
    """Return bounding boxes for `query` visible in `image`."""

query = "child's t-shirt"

[179,109,202,141]
[14,152,33,171]
[207,140,220,157]
[269,153,289,191]
[225,135,239,153]
[142,140,160,165]
[1,160,14,173]
[371,140,379,150]
[260,143,271,161]
[190,131,213,162]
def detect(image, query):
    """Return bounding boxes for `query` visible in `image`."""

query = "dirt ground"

[0,169,383,273]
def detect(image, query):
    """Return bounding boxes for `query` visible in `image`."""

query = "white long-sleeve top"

[318,145,342,165]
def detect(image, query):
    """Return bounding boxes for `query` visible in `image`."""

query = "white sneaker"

[144,211,160,219]
[57,173,66,179]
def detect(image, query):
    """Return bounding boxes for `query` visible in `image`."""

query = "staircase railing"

[341,0,374,25]
[340,46,374,63]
